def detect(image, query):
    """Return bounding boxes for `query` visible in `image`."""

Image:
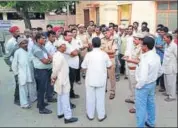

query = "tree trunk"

[16,7,32,29]
[23,11,32,29]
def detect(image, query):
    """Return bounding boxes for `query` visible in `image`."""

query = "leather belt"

[128,67,136,70]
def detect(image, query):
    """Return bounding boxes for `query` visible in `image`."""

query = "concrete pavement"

[0,58,177,127]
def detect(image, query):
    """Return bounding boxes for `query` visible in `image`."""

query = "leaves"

[0,1,77,12]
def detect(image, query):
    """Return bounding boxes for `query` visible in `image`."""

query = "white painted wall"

[131,1,156,34]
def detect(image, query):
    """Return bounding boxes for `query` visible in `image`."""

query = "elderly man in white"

[81,37,112,122]
[51,41,78,124]
[12,37,37,109]
[162,33,177,102]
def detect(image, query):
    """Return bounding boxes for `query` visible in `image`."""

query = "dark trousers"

[69,67,77,96]
[14,75,19,102]
[157,74,165,89]
[0,41,5,55]
[34,69,49,110]
[76,54,82,82]
[45,69,54,100]
[119,54,125,74]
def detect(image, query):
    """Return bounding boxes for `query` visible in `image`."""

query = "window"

[96,7,100,25]
[156,1,177,31]
[0,13,3,20]
[28,12,45,20]
[7,13,23,20]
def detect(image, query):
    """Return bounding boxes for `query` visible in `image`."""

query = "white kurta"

[81,48,112,119]
[11,48,37,107]
[162,42,177,99]
[51,51,70,95]
[52,51,72,119]
[81,48,112,87]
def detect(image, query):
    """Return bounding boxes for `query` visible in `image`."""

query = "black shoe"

[98,115,107,122]
[47,98,57,102]
[70,94,80,99]
[145,122,154,128]
[39,108,52,114]
[70,103,76,109]
[159,88,165,92]
[86,114,94,121]
[14,100,20,106]
[37,102,49,108]
[64,117,78,124]
[58,114,64,119]
[124,77,128,79]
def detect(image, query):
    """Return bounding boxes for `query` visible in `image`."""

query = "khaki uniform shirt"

[127,44,142,68]
[100,37,118,59]
[78,33,88,57]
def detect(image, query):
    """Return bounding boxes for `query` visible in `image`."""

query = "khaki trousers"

[128,69,137,101]
[107,58,116,93]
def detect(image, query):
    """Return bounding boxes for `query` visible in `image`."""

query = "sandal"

[109,92,115,100]
[129,108,136,113]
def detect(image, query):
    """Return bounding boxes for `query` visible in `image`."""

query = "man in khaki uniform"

[78,24,90,78]
[122,33,144,113]
[101,28,118,100]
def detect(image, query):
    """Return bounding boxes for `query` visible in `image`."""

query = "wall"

[99,1,118,25]
[1,14,76,32]
[131,1,156,33]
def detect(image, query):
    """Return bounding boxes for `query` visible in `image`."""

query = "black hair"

[46,24,53,28]
[162,26,169,33]
[157,24,164,28]
[142,36,155,50]
[142,22,148,26]
[133,21,139,26]
[142,27,150,32]
[47,30,56,37]
[35,33,45,42]
[128,25,134,29]
[114,25,118,28]
[90,20,94,24]
[92,37,101,48]
[95,26,102,31]
[164,33,173,41]
[71,28,77,32]
[109,22,115,27]
[156,28,162,32]
[63,30,72,36]
[37,27,43,31]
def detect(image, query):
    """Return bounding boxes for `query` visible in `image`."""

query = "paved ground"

[0,58,177,127]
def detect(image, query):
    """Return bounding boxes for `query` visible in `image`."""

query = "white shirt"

[27,37,34,52]
[63,40,79,69]
[162,41,177,74]
[45,41,57,56]
[81,48,112,87]
[125,35,134,57]
[71,37,83,50]
[135,50,163,89]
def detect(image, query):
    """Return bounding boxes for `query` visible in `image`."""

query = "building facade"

[76,1,177,33]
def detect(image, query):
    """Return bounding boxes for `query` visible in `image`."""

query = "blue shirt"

[155,36,165,62]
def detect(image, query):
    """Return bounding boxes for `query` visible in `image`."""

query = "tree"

[0,1,78,29]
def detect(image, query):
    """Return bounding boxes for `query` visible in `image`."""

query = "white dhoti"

[164,74,177,99]
[86,85,106,120]
[128,69,137,101]
[19,82,37,108]
[57,93,72,119]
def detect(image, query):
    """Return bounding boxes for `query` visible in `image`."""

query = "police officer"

[101,27,118,100]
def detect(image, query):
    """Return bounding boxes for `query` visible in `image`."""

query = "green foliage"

[0,1,77,12]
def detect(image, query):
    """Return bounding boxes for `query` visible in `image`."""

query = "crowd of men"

[0,20,177,126]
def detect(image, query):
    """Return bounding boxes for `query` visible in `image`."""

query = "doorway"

[84,9,90,26]
[118,4,132,26]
